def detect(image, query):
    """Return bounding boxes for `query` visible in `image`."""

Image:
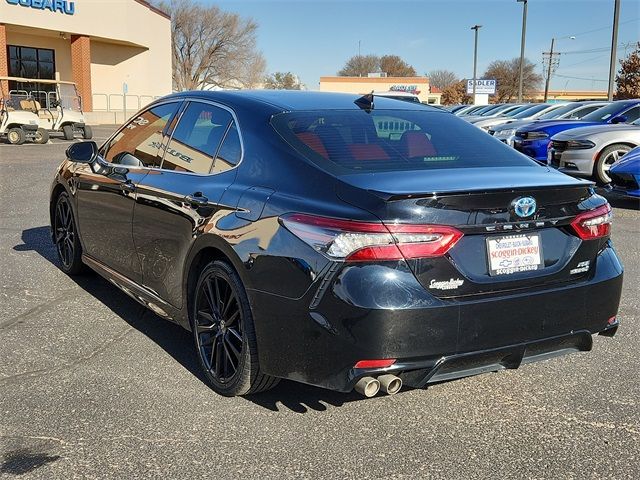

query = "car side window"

[102,102,180,167]
[161,102,233,174]
[622,106,640,123]
[212,121,242,173]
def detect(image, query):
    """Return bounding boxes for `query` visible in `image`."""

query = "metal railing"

[92,93,164,112]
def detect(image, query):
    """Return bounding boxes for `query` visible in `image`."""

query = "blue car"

[609,145,640,198]
[514,100,640,161]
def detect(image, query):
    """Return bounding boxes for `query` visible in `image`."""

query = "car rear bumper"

[249,245,623,392]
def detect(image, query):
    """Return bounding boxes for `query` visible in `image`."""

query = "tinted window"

[272,109,537,173]
[622,106,640,123]
[213,121,242,173]
[162,102,233,174]
[538,103,577,119]
[568,105,602,118]
[512,104,550,118]
[103,102,179,167]
[582,102,632,122]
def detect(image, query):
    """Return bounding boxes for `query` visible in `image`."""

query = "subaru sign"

[466,79,497,95]
[5,0,75,15]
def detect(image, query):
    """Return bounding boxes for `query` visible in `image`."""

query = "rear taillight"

[570,204,612,240]
[280,213,463,262]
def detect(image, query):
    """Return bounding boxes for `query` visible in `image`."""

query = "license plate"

[486,234,543,276]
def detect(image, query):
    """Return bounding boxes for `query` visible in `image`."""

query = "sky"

[211,0,639,92]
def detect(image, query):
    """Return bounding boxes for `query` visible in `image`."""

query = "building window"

[7,45,56,105]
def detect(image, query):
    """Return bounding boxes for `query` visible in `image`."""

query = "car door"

[133,100,243,308]
[74,101,182,283]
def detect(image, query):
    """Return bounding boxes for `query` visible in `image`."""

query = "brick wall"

[70,35,93,112]
[0,24,8,96]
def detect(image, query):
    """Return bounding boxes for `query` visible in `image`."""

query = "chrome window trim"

[98,99,184,159]
[156,98,245,177]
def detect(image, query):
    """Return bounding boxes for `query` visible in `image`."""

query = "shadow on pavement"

[14,226,371,413]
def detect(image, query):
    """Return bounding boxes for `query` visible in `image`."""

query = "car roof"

[161,90,439,112]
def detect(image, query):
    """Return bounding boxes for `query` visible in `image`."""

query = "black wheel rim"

[54,196,75,268]
[195,272,243,383]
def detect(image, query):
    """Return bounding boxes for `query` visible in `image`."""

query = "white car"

[490,101,610,145]
[548,119,640,183]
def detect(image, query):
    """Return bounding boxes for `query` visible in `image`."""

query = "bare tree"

[483,58,541,103]
[338,55,381,77]
[380,55,417,76]
[159,0,266,90]
[264,72,304,90]
[441,81,472,105]
[614,42,640,99]
[428,70,459,90]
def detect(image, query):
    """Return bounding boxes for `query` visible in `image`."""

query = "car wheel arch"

[183,237,250,330]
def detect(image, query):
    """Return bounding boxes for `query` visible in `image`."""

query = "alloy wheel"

[54,196,75,268]
[194,271,244,383]
[603,149,628,171]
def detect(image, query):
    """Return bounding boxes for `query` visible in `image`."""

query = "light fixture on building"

[59,32,68,40]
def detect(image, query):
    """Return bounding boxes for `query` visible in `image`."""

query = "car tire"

[7,127,26,145]
[34,128,49,144]
[191,260,279,397]
[83,125,93,140]
[62,124,74,141]
[594,143,631,184]
[53,192,85,275]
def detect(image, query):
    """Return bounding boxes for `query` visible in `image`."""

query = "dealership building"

[320,76,441,104]
[0,0,172,121]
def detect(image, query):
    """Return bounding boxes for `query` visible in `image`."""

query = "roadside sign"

[466,79,497,95]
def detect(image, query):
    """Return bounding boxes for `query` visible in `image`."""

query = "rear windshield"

[582,102,625,122]
[271,109,538,173]
[511,104,550,118]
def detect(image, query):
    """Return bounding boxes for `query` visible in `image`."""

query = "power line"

[560,41,635,55]
[555,17,638,39]
[554,73,608,83]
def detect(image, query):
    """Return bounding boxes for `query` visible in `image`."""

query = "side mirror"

[611,115,627,124]
[66,141,97,163]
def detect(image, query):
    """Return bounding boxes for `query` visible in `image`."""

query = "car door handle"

[184,193,209,207]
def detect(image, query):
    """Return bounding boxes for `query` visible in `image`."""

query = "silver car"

[548,119,640,183]
[490,101,610,145]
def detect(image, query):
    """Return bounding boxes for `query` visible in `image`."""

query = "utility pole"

[543,37,556,102]
[517,0,528,102]
[607,0,621,100]
[471,25,482,102]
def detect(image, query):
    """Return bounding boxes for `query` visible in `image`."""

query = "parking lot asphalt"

[0,126,639,479]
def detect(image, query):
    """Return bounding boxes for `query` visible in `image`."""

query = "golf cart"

[0,77,46,145]
[8,77,92,140]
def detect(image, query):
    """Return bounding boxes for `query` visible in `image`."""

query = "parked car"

[514,99,640,161]
[458,104,504,117]
[474,103,568,131]
[454,105,486,116]
[549,119,640,183]
[608,145,640,198]
[489,101,610,145]
[462,103,520,122]
[50,90,622,398]
[373,91,421,103]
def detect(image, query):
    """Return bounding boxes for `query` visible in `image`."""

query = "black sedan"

[50,91,623,397]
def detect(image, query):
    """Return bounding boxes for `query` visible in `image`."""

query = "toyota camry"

[50,91,623,398]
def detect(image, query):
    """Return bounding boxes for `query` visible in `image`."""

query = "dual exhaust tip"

[354,374,402,397]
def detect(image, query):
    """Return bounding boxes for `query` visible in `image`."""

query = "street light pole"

[543,37,555,103]
[471,25,482,102]
[607,0,621,100]
[517,0,528,102]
